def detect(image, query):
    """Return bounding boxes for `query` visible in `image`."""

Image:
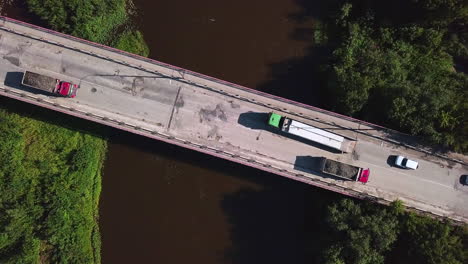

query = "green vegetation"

[26,0,150,56]
[399,213,467,264]
[318,199,467,264]
[310,3,468,259]
[0,104,106,263]
[1,1,465,263]
[321,199,401,264]
[317,0,468,152]
[112,30,150,57]
[0,0,153,262]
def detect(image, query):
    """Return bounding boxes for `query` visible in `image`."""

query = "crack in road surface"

[166,85,182,131]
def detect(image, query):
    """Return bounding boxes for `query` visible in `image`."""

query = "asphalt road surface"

[0,18,467,222]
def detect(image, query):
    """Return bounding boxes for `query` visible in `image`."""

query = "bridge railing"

[0,85,464,224]
[1,15,464,165]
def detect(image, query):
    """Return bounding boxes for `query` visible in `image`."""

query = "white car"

[394,155,419,170]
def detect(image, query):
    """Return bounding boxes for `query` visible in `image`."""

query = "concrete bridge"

[0,16,467,222]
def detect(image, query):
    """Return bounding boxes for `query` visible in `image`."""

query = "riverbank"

[23,0,149,56]
[0,0,150,262]
[0,98,106,263]
[307,1,468,153]
[0,0,466,263]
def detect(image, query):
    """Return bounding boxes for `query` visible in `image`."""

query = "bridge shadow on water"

[1,1,440,263]
[220,173,341,264]
[217,3,354,260]
[0,96,343,264]
[102,120,343,264]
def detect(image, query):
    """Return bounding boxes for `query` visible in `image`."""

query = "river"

[2,1,339,263]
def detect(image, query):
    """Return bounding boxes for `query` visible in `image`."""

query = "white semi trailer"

[267,113,355,153]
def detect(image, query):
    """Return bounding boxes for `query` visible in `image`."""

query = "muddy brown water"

[101,133,336,264]
[2,1,340,263]
[104,1,334,262]
[102,1,325,262]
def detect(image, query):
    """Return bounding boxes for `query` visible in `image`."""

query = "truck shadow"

[238,112,344,154]
[237,112,271,130]
[293,156,338,180]
[387,155,397,167]
[4,71,54,97]
[460,175,467,185]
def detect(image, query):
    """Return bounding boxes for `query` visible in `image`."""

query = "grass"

[0,1,152,262]
[0,103,107,263]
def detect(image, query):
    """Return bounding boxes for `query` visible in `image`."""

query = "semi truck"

[21,71,79,98]
[267,113,356,153]
[319,157,370,183]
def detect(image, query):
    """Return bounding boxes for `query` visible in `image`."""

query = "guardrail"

[1,15,465,166]
[0,86,465,224]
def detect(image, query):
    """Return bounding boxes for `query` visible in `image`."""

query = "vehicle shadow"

[237,112,271,130]
[4,71,54,97]
[387,155,397,167]
[459,175,467,185]
[3,71,24,89]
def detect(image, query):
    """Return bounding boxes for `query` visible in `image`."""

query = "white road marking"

[1,20,467,221]
[363,161,453,189]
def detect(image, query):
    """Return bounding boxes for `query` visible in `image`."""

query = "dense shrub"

[0,108,106,263]
[26,0,149,56]
[323,0,468,152]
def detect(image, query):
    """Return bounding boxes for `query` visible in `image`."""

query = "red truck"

[22,71,79,98]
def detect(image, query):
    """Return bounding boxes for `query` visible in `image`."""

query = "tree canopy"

[319,199,467,264]
[321,199,401,264]
[26,0,149,56]
[402,214,467,264]
[323,0,468,152]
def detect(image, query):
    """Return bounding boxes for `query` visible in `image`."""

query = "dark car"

[461,175,468,186]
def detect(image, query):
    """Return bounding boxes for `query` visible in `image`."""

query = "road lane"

[0,18,467,222]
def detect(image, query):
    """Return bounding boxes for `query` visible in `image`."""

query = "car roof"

[396,155,404,163]
[405,159,419,169]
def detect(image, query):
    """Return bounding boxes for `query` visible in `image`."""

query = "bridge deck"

[0,16,466,222]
